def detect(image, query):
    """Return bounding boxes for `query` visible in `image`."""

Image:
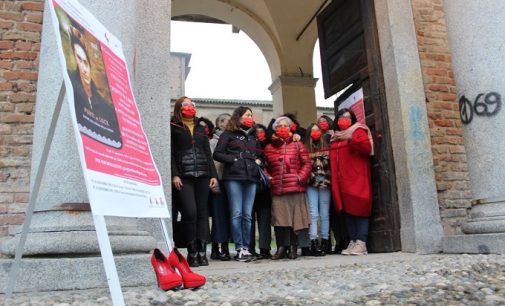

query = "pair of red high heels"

[150,248,206,290]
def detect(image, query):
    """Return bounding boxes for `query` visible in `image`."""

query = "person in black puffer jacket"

[171,96,218,267]
[213,106,260,262]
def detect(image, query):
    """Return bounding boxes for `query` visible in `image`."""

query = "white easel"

[3,82,173,306]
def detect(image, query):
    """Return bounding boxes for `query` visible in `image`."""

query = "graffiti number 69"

[459,92,501,124]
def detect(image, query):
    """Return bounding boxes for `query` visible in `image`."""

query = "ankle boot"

[271,246,287,260]
[288,245,298,259]
[219,243,231,261]
[325,239,333,254]
[259,248,271,259]
[186,240,199,267]
[320,239,329,256]
[301,247,311,256]
[197,240,209,266]
[310,239,322,256]
[210,243,220,260]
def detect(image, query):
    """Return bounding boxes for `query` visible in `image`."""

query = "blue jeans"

[224,180,257,250]
[306,185,330,240]
[345,214,369,242]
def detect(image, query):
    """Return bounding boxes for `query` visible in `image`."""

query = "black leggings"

[177,177,210,243]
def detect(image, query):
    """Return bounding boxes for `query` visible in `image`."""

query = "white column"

[443,1,505,253]
[268,75,318,126]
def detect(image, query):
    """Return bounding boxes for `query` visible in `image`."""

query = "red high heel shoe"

[168,248,206,289]
[151,249,183,290]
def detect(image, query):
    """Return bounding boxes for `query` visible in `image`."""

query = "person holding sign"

[329,108,374,256]
[171,97,218,267]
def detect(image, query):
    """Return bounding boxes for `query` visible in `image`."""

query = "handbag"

[257,165,270,189]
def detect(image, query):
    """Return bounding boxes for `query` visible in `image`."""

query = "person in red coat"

[264,116,312,260]
[329,108,374,255]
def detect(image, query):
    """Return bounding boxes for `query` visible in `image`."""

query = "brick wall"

[411,0,472,235]
[0,0,43,240]
[0,0,473,241]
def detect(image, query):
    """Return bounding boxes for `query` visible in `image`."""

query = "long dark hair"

[198,116,215,137]
[305,123,328,153]
[226,106,252,132]
[172,96,190,123]
[335,108,357,131]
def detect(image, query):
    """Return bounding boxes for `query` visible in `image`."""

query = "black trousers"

[329,203,348,249]
[250,188,272,250]
[177,177,210,243]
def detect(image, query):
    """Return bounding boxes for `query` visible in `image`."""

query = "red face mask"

[310,130,322,141]
[242,117,254,128]
[181,106,196,118]
[319,121,329,132]
[337,117,352,130]
[256,131,266,141]
[276,127,291,139]
[290,123,298,133]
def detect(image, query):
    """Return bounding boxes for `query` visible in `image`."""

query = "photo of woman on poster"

[56,9,122,149]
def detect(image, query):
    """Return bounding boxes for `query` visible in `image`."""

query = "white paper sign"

[49,0,169,218]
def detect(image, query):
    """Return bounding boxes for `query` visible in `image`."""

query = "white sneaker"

[341,241,355,255]
[235,248,252,262]
[349,240,368,255]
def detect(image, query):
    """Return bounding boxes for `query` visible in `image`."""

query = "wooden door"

[317,0,401,252]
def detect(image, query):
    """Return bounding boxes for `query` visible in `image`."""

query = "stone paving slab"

[2,252,505,305]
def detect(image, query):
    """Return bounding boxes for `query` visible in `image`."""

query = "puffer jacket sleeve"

[202,134,218,178]
[297,142,312,184]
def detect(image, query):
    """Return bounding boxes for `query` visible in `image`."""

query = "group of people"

[170,96,374,266]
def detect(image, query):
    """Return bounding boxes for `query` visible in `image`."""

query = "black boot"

[210,242,220,260]
[310,239,322,256]
[271,246,287,260]
[326,239,333,254]
[301,247,311,256]
[288,245,298,259]
[197,240,209,266]
[187,240,199,267]
[320,239,329,256]
[259,248,271,259]
[219,243,231,261]
[249,248,260,259]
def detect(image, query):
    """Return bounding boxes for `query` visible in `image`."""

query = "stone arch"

[172,0,282,80]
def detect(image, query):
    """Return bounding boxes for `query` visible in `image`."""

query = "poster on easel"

[49,0,169,218]
[338,87,366,123]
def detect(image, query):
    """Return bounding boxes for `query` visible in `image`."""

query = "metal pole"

[159,218,172,253]
[93,215,125,306]
[4,83,66,303]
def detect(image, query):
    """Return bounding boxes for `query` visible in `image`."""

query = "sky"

[170,21,336,107]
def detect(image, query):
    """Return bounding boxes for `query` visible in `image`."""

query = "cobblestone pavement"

[2,253,505,305]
